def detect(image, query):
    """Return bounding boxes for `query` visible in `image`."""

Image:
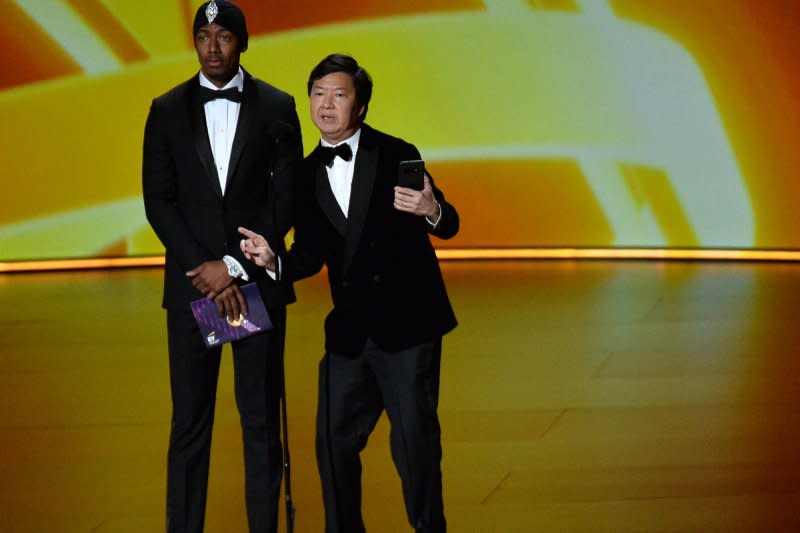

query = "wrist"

[425,201,442,227]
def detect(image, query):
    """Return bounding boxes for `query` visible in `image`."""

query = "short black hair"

[307,54,373,118]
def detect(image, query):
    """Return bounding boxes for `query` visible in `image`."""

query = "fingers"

[186,263,204,277]
[394,186,413,202]
[189,260,233,296]
[394,187,420,212]
[193,276,207,291]
[238,226,261,240]
[191,271,211,294]
[394,185,416,199]
[222,291,238,321]
[239,228,269,258]
[232,284,248,316]
[394,182,437,217]
[213,285,243,321]
[214,293,225,317]
[240,240,256,262]
[241,240,264,254]
[241,244,272,267]
[239,226,273,266]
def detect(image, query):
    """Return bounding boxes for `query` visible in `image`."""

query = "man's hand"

[186,260,233,299]
[238,227,276,270]
[393,174,440,220]
[213,283,248,321]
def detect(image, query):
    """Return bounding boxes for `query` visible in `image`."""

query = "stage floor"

[2,260,800,532]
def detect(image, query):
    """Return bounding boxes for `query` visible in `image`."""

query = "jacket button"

[372,274,381,283]
[368,240,376,248]
[342,281,350,288]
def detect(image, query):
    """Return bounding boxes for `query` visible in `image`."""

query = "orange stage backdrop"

[1,0,799,261]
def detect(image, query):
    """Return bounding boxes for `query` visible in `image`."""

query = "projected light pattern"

[1,0,791,261]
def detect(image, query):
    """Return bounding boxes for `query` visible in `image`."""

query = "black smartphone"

[398,159,425,190]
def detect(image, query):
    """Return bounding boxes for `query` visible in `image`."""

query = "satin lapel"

[343,130,378,273]
[188,79,223,198]
[314,159,348,236]
[224,72,255,194]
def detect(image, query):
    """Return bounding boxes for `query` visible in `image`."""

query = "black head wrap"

[193,1,249,52]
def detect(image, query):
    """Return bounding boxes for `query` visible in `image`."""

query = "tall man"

[240,54,458,533]
[142,2,302,531]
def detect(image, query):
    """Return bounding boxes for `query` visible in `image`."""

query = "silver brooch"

[205,1,218,24]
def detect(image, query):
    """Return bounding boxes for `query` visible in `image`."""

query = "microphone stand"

[278,288,295,533]
[270,134,296,533]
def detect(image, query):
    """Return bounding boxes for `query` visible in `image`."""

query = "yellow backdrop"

[1,0,797,261]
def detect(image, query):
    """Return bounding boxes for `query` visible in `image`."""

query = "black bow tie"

[199,86,243,104]
[319,143,353,167]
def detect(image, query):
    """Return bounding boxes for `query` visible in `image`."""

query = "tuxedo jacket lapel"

[312,151,348,236]
[187,79,223,198]
[224,71,255,193]
[343,128,378,272]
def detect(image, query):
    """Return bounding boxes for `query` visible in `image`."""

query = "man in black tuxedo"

[141,2,302,531]
[239,54,458,533]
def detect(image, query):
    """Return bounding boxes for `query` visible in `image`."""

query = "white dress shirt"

[199,68,248,280]
[199,68,243,195]
[321,129,361,217]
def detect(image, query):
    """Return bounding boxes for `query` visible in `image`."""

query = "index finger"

[238,226,260,239]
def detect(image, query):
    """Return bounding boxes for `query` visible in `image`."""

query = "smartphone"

[398,159,425,190]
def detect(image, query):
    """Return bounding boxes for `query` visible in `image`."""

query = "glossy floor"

[1,260,799,532]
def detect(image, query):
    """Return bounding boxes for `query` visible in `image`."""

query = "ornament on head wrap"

[205,1,218,24]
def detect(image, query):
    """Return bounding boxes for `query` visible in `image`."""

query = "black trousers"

[316,337,446,533]
[165,308,285,533]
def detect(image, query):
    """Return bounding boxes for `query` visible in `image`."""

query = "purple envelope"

[190,283,272,349]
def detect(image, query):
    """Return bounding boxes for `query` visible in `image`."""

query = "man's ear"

[357,104,366,119]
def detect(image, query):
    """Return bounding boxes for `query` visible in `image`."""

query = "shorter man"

[239,54,458,532]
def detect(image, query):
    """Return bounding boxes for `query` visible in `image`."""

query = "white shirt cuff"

[265,256,281,280]
[425,201,442,228]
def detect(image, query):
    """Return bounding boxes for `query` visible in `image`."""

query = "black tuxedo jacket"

[143,68,302,310]
[284,124,458,354]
